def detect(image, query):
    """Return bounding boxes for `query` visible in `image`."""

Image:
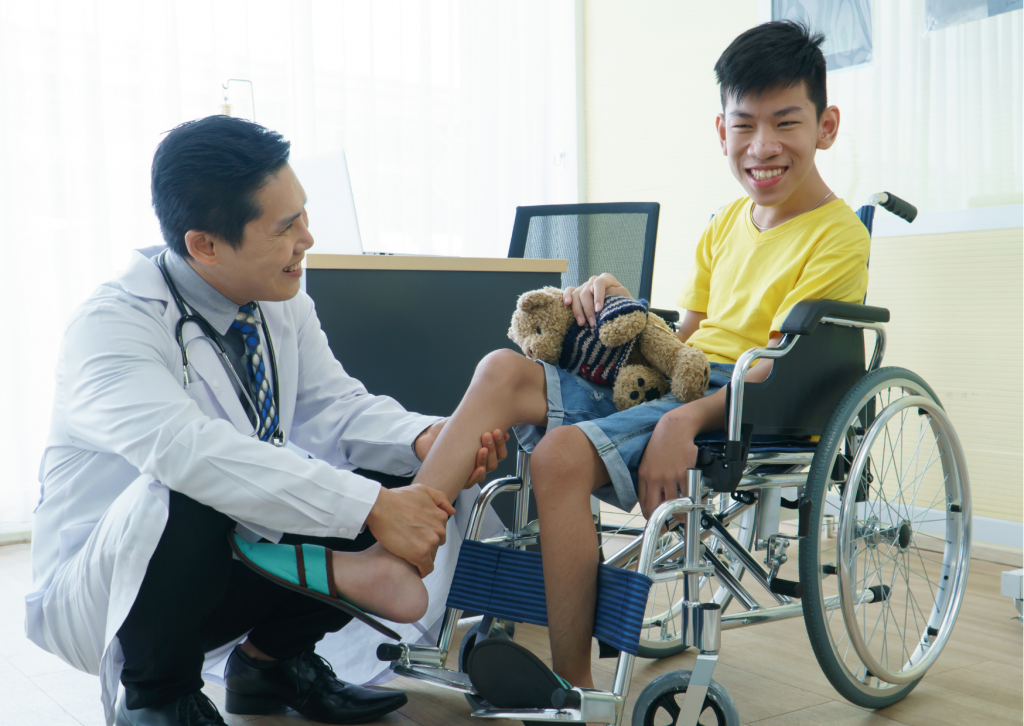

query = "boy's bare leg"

[529,425,610,687]
[413,350,550,504]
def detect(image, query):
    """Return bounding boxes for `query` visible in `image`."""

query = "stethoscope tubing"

[155,250,285,446]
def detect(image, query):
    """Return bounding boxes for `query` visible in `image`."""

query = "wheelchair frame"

[377,193,972,726]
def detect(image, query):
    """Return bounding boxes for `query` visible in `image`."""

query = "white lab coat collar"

[118,246,257,437]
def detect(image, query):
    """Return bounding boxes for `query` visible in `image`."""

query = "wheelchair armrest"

[649,307,680,323]
[779,299,889,336]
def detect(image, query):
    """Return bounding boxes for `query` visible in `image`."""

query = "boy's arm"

[675,310,707,344]
[636,332,781,519]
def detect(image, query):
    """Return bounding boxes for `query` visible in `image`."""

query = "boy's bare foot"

[332,542,429,623]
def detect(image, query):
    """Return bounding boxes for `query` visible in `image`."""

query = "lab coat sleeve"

[288,292,441,475]
[61,300,380,539]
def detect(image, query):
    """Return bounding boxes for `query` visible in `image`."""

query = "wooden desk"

[305,254,566,522]
[305,254,566,419]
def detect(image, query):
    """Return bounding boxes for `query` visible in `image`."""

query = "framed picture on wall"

[772,0,873,69]
[925,0,1023,31]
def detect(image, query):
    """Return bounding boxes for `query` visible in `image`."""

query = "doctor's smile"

[28,114,510,726]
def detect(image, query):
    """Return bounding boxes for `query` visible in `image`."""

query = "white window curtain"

[816,1,1023,213]
[0,0,578,525]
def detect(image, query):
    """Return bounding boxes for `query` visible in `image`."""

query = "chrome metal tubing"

[819,316,887,371]
[614,494,703,701]
[603,533,644,569]
[733,472,809,490]
[437,475,523,659]
[699,605,722,654]
[728,335,799,441]
[745,451,815,466]
[703,514,788,605]
[513,450,532,544]
[702,549,761,611]
[466,475,523,541]
[721,601,805,629]
[684,470,703,605]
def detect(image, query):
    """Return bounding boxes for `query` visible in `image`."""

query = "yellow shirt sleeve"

[770,223,870,333]
[677,220,715,313]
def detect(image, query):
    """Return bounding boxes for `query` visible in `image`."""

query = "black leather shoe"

[224,645,408,724]
[115,691,226,726]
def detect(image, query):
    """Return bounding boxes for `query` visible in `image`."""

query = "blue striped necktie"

[231,303,279,442]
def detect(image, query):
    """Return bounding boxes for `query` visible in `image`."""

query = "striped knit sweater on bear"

[558,296,649,386]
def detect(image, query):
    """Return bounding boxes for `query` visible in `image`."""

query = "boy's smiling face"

[716,82,839,214]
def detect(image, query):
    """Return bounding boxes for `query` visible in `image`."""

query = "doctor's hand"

[366,483,455,577]
[563,273,631,329]
[415,420,510,489]
[464,429,510,489]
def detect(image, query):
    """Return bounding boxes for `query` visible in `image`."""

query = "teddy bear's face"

[507,286,575,364]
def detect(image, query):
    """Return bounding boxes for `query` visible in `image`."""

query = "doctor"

[26,115,506,726]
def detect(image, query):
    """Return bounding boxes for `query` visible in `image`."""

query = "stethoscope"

[155,250,285,446]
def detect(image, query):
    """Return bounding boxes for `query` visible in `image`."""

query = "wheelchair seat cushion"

[695,429,818,453]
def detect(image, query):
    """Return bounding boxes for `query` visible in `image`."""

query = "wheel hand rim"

[837,394,971,684]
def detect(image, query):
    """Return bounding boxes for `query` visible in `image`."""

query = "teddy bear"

[507,286,710,410]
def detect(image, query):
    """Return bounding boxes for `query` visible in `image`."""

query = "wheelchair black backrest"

[508,203,660,300]
[728,300,889,438]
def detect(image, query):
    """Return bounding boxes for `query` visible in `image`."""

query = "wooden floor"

[0,542,1020,726]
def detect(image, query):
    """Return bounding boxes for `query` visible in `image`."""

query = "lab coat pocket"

[58,522,98,566]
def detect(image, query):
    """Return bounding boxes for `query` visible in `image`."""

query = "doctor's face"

[216,164,314,304]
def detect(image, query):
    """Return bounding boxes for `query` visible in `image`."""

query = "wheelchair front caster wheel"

[632,670,739,726]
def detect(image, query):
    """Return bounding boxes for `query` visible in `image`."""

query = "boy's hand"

[637,409,700,520]
[563,273,631,328]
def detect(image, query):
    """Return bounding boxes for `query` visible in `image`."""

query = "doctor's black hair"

[714,20,827,118]
[151,115,291,257]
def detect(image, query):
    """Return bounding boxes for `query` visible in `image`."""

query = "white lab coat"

[24,246,492,724]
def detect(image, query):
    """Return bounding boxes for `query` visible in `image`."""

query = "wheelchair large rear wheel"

[800,367,971,709]
[598,494,757,658]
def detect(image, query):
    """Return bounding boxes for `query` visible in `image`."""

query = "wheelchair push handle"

[876,192,918,223]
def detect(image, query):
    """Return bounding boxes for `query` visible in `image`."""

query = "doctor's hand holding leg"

[277,428,508,625]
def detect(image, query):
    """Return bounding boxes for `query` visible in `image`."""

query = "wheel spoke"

[657,692,681,721]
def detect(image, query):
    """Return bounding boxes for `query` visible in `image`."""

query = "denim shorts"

[512,361,735,512]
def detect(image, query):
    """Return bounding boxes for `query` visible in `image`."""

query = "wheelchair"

[375,192,972,726]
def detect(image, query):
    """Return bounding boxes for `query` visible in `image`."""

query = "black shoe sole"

[224,689,408,725]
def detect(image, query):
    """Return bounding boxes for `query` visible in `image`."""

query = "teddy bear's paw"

[598,308,648,347]
[669,346,711,403]
[613,364,669,411]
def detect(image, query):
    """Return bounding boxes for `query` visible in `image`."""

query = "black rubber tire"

[799,367,940,709]
[631,670,740,726]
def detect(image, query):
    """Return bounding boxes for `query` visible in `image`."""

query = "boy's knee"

[530,426,601,500]
[474,349,535,392]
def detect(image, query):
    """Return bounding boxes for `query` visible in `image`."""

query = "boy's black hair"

[151,115,291,257]
[714,21,827,118]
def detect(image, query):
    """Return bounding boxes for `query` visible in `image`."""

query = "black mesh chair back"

[507,203,660,300]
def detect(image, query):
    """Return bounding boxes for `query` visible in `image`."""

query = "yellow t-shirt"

[677,196,870,364]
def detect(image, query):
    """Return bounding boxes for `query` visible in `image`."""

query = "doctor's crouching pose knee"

[24,115,508,726]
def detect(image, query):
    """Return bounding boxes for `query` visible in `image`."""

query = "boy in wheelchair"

[404,19,873,691]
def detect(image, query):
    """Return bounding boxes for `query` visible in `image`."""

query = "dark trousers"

[117,470,411,709]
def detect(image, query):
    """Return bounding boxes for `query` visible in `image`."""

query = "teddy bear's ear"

[518,287,559,312]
